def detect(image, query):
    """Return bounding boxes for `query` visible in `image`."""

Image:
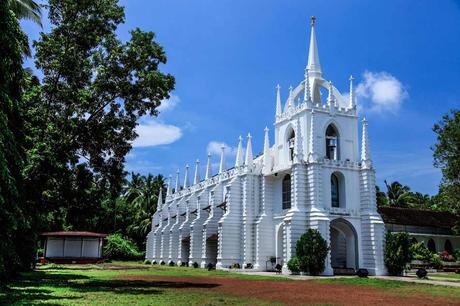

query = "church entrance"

[205,234,218,265]
[330,218,358,274]
[276,224,284,265]
[180,236,190,265]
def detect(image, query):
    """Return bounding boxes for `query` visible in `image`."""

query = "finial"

[245,133,254,168]
[275,84,282,117]
[263,127,271,173]
[235,135,244,167]
[311,16,316,27]
[205,152,212,179]
[219,145,226,174]
[287,85,294,108]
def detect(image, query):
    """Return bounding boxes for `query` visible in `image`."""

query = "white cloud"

[356,71,408,113]
[157,94,180,112]
[206,141,237,156]
[133,119,182,147]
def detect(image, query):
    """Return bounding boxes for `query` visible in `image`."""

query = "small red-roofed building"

[41,231,107,264]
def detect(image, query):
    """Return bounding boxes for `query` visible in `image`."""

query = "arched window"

[427,239,436,253]
[444,239,453,254]
[287,130,295,162]
[282,174,291,210]
[331,174,339,208]
[326,125,339,160]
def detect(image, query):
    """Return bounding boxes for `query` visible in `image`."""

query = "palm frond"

[9,0,43,27]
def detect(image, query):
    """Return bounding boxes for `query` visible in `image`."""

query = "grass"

[1,262,460,305]
[430,273,460,280]
[0,262,281,306]
[319,277,460,299]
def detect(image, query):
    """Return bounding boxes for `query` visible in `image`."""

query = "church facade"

[145,18,386,275]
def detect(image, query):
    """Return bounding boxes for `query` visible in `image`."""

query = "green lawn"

[1,262,460,305]
[0,262,279,306]
[319,277,460,299]
[430,273,460,280]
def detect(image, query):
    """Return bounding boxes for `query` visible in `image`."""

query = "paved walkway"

[236,271,460,287]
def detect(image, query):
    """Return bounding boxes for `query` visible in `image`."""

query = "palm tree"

[384,180,412,207]
[126,174,166,248]
[7,0,42,57]
[8,0,42,27]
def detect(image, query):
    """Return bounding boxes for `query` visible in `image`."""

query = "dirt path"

[120,274,460,305]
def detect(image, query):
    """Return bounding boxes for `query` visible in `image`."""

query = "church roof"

[41,231,107,238]
[378,206,458,230]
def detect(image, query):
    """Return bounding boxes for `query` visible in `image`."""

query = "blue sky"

[22,0,460,195]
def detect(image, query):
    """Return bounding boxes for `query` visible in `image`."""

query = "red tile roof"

[378,206,458,230]
[40,231,107,238]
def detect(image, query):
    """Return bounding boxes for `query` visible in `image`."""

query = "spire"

[304,68,311,102]
[175,169,180,192]
[361,118,372,168]
[219,146,226,174]
[327,81,334,107]
[349,75,356,109]
[307,16,322,77]
[308,110,318,162]
[275,84,282,117]
[183,164,190,188]
[157,188,163,207]
[293,118,303,163]
[205,153,212,179]
[245,133,253,168]
[287,85,294,108]
[235,135,244,167]
[193,159,200,184]
[166,175,172,196]
[263,127,270,172]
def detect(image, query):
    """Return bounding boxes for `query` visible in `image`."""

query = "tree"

[126,174,166,248]
[7,0,42,26]
[7,0,42,56]
[433,110,460,214]
[384,180,412,207]
[25,0,175,232]
[295,229,329,276]
[0,1,30,282]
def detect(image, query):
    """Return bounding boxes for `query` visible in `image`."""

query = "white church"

[145,17,386,275]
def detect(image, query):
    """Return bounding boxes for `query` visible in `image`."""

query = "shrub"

[287,257,300,274]
[192,262,199,268]
[430,253,442,269]
[144,260,151,265]
[152,260,157,265]
[232,263,241,269]
[384,232,411,276]
[409,242,432,262]
[168,261,175,266]
[275,264,282,274]
[416,268,427,279]
[180,262,187,267]
[440,251,455,262]
[103,234,143,260]
[356,269,369,278]
[245,263,253,269]
[207,263,215,271]
[160,260,166,265]
[295,229,329,276]
[455,249,460,261]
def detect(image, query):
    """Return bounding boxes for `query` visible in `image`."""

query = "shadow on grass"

[0,269,220,305]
